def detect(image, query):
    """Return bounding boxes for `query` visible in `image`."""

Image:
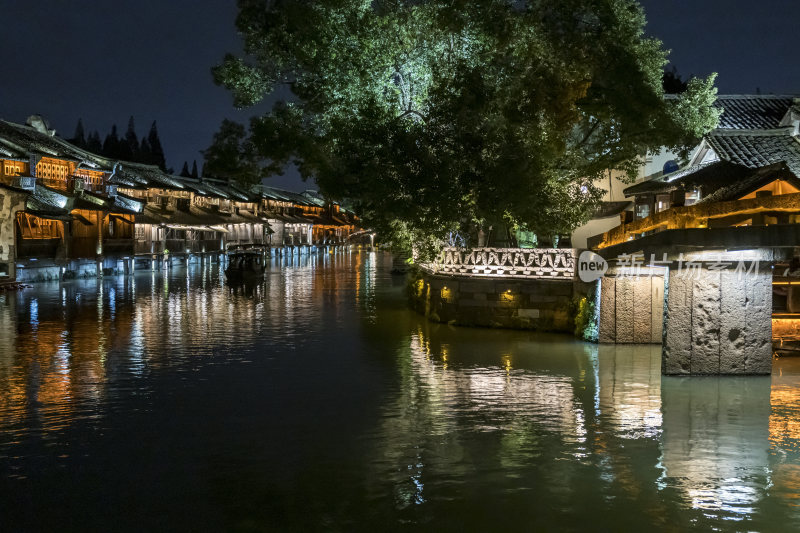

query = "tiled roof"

[591,201,632,218]
[174,177,229,199]
[714,95,797,130]
[0,119,114,171]
[624,158,798,205]
[624,162,723,196]
[705,129,800,175]
[627,160,756,198]
[698,162,799,204]
[138,204,233,228]
[113,161,185,190]
[262,186,313,205]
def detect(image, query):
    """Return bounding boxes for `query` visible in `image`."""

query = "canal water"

[1,251,799,532]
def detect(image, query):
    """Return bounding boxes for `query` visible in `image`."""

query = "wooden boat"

[224,247,267,280]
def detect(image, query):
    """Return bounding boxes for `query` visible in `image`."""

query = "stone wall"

[0,188,28,280]
[598,274,665,344]
[662,265,773,375]
[409,270,582,332]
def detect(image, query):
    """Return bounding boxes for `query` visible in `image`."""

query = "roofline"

[714,94,800,99]
[711,127,797,137]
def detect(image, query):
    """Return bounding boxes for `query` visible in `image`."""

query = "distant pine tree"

[190,160,199,179]
[87,130,102,153]
[139,136,153,164]
[124,116,140,161]
[179,161,191,177]
[71,119,86,148]
[103,125,121,159]
[148,121,167,171]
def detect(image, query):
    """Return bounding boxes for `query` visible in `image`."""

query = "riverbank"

[407,266,593,334]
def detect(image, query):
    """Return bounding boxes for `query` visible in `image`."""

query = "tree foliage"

[202,119,262,185]
[69,118,168,171]
[215,0,720,253]
[663,65,689,94]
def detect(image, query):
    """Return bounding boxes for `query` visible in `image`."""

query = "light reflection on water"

[0,250,799,531]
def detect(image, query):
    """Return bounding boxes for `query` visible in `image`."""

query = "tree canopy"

[202,119,261,184]
[214,0,719,252]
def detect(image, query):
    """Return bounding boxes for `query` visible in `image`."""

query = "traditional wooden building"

[0,115,362,280]
[574,95,800,248]
[588,95,800,247]
[0,116,143,281]
[112,165,273,256]
[260,187,315,246]
[300,190,358,245]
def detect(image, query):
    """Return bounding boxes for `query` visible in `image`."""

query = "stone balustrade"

[421,247,576,280]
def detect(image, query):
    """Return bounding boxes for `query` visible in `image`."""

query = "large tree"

[214,0,719,253]
[202,119,261,184]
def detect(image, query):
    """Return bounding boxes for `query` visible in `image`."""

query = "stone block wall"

[409,271,580,332]
[662,265,773,375]
[598,274,665,344]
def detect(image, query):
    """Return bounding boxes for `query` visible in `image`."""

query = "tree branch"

[397,109,428,123]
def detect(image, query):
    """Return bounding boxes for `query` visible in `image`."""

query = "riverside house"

[0,116,143,281]
[0,115,360,282]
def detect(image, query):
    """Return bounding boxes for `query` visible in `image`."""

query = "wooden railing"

[593,192,800,249]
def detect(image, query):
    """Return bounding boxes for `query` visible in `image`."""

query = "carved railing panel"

[421,247,576,280]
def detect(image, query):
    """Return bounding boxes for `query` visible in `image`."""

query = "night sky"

[1,0,798,191]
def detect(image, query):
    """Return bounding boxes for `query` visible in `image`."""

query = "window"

[75,169,104,188]
[685,189,700,206]
[36,160,70,183]
[635,203,650,220]
[3,161,23,176]
[655,194,671,213]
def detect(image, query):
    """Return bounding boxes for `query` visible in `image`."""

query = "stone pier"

[598,270,665,344]
[662,262,773,375]
[597,253,774,375]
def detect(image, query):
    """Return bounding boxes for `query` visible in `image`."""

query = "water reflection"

[0,251,799,531]
[660,375,772,522]
[0,252,374,448]
[767,357,800,523]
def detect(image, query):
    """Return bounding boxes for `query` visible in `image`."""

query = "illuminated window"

[36,159,70,186]
[685,189,700,206]
[655,194,670,213]
[3,161,23,176]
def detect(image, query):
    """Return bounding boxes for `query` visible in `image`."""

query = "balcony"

[591,191,800,250]
[70,178,86,193]
[12,176,36,191]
